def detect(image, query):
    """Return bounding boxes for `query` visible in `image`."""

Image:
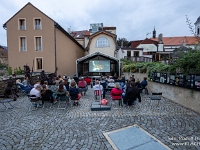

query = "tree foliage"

[117,37,130,47]
[121,48,200,75]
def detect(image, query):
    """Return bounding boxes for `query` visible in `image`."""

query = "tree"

[117,37,130,47]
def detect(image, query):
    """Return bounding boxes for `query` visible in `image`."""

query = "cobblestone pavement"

[0,87,200,150]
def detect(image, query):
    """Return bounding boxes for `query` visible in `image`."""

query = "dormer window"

[19,19,26,30]
[96,37,110,48]
[34,18,42,30]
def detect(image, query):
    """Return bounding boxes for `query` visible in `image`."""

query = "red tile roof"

[131,40,143,48]
[130,38,158,48]
[70,30,89,39]
[150,36,199,45]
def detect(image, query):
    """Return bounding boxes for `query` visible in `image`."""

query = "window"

[127,51,131,57]
[19,37,26,51]
[35,37,42,51]
[134,51,139,57]
[34,19,41,30]
[36,58,43,70]
[19,19,26,30]
[96,37,110,47]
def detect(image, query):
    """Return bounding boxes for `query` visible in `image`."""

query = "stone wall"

[124,72,200,114]
[0,75,41,95]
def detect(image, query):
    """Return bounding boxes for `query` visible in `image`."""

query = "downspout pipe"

[54,22,58,76]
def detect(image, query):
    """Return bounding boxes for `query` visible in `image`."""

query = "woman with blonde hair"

[69,80,81,106]
[110,82,123,106]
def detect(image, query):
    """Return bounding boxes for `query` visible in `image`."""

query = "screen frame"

[89,59,111,72]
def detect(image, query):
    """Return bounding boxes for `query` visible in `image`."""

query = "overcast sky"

[0,0,200,46]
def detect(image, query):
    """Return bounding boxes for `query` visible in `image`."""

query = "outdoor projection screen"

[89,60,110,72]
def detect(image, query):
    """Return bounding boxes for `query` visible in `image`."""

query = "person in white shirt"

[30,84,42,107]
[30,84,41,98]
[93,80,104,100]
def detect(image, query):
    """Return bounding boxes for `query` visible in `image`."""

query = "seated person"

[49,82,58,93]
[78,77,88,96]
[107,79,115,88]
[30,84,42,106]
[123,81,140,106]
[84,76,92,85]
[113,73,118,81]
[69,81,80,106]
[56,84,69,101]
[110,82,123,100]
[93,80,104,99]
[69,79,78,88]
[100,77,107,88]
[41,84,57,104]
[73,74,79,83]
[16,79,31,93]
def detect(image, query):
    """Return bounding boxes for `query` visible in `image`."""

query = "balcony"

[21,46,26,51]
[35,25,41,30]
[20,25,25,30]
[36,46,42,51]
[124,56,152,62]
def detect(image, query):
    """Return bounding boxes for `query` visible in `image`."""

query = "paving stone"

[0,87,199,149]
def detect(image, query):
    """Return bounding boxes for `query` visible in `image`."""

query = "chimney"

[158,34,163,43]
[67,27,71,33]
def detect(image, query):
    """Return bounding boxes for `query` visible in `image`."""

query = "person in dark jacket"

[41,84,57,104]
[141,77,148,94]
[69,80,80,106]
[123,81,140,106]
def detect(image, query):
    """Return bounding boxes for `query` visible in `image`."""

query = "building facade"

[3,2,84,76]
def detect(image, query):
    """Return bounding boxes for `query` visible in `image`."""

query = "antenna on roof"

[146,32,151,38]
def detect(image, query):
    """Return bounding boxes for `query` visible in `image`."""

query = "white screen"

[89,60,110,72]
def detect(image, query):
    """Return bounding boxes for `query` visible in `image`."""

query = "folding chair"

[94,90,102,101]
[28,95,41,110]
[70,97,80,106]
[42,96,53,109]
[149,92,162,109]
[0,99,14,111]
[57,94,70,109]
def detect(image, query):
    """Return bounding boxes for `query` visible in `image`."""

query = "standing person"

[40,70,47,85]
[132,74,135,82]
[141,77,148,94]
[123,81,140,106]
[135,79,142,102]
[73,74,79,83]
[100,77,107,98]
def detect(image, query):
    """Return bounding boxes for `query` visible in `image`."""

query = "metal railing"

[124,56,152,62]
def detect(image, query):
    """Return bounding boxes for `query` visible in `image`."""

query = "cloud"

[0,0,199,45]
